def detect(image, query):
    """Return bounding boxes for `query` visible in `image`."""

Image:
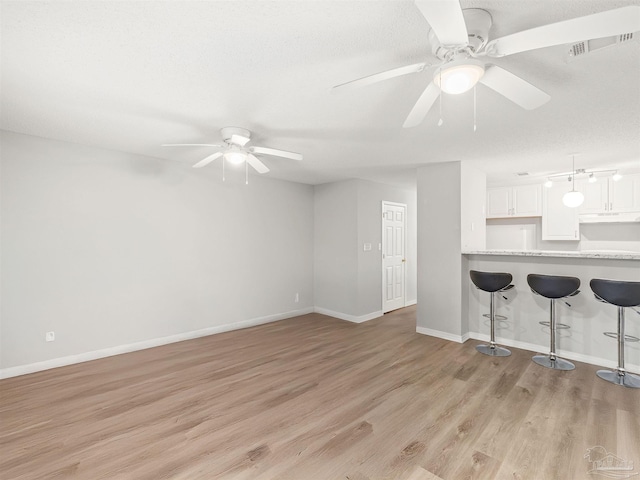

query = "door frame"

[381,201,407,313]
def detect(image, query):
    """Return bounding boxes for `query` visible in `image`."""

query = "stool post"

[489,292,496,349]
[617,306,626,376]
[549,299,556,361]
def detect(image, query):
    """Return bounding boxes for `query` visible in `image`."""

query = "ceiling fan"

[163,127,303,174]
[333,1,640,128]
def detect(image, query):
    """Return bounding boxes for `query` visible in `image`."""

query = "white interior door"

[382,202,406,313]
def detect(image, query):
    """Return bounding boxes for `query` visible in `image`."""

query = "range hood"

[579,212,640,223]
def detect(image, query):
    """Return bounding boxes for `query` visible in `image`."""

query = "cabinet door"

[486,187,512,218]
[577,179,608,213]
[610,174,640,212]
[512,184,541,216]
[542,183,579,241]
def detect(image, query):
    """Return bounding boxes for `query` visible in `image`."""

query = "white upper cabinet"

[486,185,542,218]
[486,187,511,217]
[542,183,579,241]
[578,174,640,214]
[610,174,640,212]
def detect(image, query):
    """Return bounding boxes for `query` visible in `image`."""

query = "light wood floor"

[1,306,639,480]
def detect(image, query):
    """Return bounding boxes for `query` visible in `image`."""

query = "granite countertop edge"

[462,250,640,260]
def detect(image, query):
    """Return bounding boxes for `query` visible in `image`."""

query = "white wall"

[313,180,359,316]
[461,163,486,251]
[417,162,464,339]
[0,131,314,373]
[314,179,417,320]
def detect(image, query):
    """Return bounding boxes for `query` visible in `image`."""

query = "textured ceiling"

[1,0,639,186]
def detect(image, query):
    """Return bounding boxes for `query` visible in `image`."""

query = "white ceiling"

[1,0,639,187]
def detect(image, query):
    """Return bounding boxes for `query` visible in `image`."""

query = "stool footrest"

[539,321,570,329]
[483,313,508,321]
[603,332,640,342]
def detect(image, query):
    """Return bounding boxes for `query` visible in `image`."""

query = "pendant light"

[562,155,584,208]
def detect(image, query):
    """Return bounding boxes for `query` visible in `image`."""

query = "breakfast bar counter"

[463,249,640,261]
[462,250,640,372]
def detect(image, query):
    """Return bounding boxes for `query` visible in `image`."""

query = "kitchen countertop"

[462,249,640,260]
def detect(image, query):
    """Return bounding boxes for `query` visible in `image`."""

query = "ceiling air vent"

[619,33,634,43]
[568,33,635,61]
[516,172,529,177]
[569,42,587,57]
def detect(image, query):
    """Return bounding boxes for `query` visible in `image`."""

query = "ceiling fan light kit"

[223,146,247,165]
[433,58,485,95]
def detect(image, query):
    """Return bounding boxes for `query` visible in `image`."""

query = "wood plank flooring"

[1,306,639,479]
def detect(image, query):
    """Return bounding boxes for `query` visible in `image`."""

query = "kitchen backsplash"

[486,218,640,252]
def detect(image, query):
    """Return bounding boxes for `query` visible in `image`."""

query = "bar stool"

[470,270,514,357]
[527,274,580,370]
[590,278,640,389]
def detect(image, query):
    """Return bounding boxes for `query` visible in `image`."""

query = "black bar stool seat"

[590,278,640,389]
[470,270,513,357]
[528,274,580,371]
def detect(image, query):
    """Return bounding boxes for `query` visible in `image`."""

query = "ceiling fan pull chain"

[437,69,444,127]
[222,157,225,182]
[245,160,249,185]
[473,86,477,132]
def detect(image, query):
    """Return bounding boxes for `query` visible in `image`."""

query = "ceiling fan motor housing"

[430,9,493,59]
[220,126,251,145]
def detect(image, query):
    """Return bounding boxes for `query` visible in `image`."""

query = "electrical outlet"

[45,331,55,342]
[295,293,299,303]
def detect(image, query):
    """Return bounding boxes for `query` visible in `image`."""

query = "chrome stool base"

[596,369,640,389]
[476,344,511,357]
[532,354,575,371]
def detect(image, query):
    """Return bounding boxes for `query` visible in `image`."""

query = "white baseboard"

[468,332,640,373]
[416,326,470,344]
[313,307,383,324]
[405,299,417,307]
[0,307,315,380]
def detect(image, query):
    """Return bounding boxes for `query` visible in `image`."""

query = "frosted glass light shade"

[224,151,247,165]
[434,60,485,95]
[563,190,584,208]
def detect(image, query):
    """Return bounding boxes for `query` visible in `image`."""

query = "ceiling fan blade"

[162,143,222,147]
[414,0,469,46]
[332,62,428,91]
[250,146,303,161]
[480,65,550,110]
[485,6,640,57]
[192,152,223,169]
[403,82,441,128]
[230,134,251,146]
[247,154,270,174]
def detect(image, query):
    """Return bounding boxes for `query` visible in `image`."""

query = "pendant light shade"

[562,190,584,208]
[562,155,584,208]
